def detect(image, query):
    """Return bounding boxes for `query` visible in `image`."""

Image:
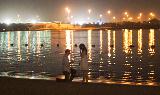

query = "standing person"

[79,44,89,82]
[62,49,71,81]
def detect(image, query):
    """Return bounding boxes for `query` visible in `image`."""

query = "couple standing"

[62,43,88,82]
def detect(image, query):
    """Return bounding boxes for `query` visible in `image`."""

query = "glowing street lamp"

[65,7,71,22]
[148,17,151,20]
[124,12,129,18]
[107,10,112,22]
[4,19,12,25]
[128,17,133,21]
[113,16,116,22]
[31,19,37,24]
[139,13,142,17]
[138,13,142,22]
[107,10,111,15]
[88,9,92,23]
[17,14,21,23]
[150,12,154,16]
[124,12,129,21]
[100,14,103,18]
[149,12,155,19]
[125,12,128,15]
[137,16,140,20]
[99,14,103,24]
[113,16,116,20]
[65,7,71,14]
[88,9,92,14]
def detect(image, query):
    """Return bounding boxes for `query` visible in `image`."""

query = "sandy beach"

[0,77,159,95]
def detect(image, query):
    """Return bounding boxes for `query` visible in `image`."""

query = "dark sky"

[0,0,159,22]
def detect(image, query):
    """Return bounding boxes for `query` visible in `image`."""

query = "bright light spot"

[70,16,73,19]
[100,14,103,18]
[76,21,85,25]
[31,19,37,24]
[107,10,111,14]
[65,7,71,14]
[4,19,12,25]
[113,16,116,19]
[88,9,91,14]
[139,13,142,17]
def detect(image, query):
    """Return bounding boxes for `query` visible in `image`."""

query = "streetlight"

[88,9,92,23]
[107,10,111,22]
[99,14,103,24]
[139,13,142,17]
[88,9,91,14]
[137,13,142,22]
[100,14,103,18]
[113,16,116,23]
[128,17,133,21]
[107,10,111,15]
[149,12,155,19]
[4,19,12,25]
[148,17,151,20]
[99,14,103,19]
[65,7,71,23]
[65,7,71,14]
[113,16,116,20]
[17,14,20,23]
[124,12,128,15]
[124,12,129,21]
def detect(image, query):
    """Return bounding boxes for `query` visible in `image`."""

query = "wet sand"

[0,77,159,95]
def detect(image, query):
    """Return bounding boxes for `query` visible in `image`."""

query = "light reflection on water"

[0,29,160,85]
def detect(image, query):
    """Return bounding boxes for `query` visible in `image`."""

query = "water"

[0,29,160,84]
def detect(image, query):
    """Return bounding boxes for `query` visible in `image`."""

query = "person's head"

[79,43,85,49]
[65,49,71,55]
[79,43,87,54]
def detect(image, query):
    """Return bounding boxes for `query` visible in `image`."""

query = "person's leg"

[63,71,70,81]
[70,68,76,81]
[82,71,86,82]
[84,70,88,82]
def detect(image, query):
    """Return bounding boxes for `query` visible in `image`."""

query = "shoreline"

[0,76,159,95]
[1,22,160,32]
[0,27,160,32]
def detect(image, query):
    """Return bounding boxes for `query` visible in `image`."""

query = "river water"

[0,29,160,84]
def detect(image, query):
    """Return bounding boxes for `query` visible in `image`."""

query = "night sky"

[0,0,159,22]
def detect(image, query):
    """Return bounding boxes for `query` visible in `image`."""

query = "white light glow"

[30,19,37,24]
[4,19,12,25]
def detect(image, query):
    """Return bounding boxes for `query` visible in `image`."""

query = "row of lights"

[2,15,41,25]
[1,8,157,25]
[65,7,156,23]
